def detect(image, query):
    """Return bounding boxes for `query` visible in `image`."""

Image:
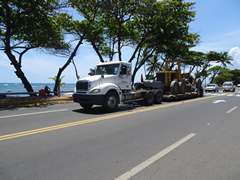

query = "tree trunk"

[53,39,83,95]
[5,50,37,96]
[209,67,221,83]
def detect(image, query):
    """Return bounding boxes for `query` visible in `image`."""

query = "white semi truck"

[72,60,203,112]
[72,61,164,112]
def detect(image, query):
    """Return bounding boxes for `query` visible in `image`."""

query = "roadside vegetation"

[0,0,236,94]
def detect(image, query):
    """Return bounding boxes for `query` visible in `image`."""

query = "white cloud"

[229,47,240,69]
[222,30,240,37]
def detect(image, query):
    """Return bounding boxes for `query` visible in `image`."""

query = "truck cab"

[73,61,164,112]
[73,61,132,111]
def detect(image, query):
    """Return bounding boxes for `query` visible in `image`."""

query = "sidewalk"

[0,93,73,107]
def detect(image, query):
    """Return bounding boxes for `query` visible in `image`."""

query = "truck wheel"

[103,92,118,112]
[154,90,162,104]
[80,103,93,110]
[170,81,179,94]
[145,91,154,106]
[199,88,204,97]
[195,78,201,88]
[179,81,186,94]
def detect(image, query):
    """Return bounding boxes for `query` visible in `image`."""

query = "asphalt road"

[1,90,240,180]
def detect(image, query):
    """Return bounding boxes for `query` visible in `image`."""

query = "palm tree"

[49,75,66,95]
[209,52,233,83]
[218,52,233,68]
[145,54,162,79]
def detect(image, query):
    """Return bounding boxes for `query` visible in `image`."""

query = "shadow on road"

[72,101,146,115]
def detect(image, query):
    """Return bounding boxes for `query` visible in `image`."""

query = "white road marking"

[218,93,226,96]
[213,100,226,104]
[0,109,68,119]
[204,93,240,97]
[115,133,196,180]
[226,106,238,113]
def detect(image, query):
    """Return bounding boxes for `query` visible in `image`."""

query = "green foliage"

[88,68,95,76]
[145,53,163,79]
[185,51,205,67]
[213,69,232,85]
[213,69,240,85]
[49,76,66,88]
[146,74,155,80]
[193,51,234,84]
[0,0,69,94]
[72,0,200,63]
[0,0,69,51]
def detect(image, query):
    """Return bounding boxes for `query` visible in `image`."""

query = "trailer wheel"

[103,92,118,112]
[195,78,201,88]
[179,81,186,94]
[154,90,163,104]
[170,81,179,94]
[145,91,154,106]
[80,103,93,110]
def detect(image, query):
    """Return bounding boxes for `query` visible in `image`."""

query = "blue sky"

[0,0,240,84]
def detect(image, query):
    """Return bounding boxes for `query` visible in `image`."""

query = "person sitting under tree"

[45,85,51,96]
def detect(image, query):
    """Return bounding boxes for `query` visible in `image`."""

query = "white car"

[205,84,219,92]
[222,82,235,92]
[237,84,240,87]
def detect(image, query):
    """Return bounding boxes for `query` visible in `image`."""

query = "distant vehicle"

[205,84,219,92]
[222,82,235,92]
[237,84,240,87]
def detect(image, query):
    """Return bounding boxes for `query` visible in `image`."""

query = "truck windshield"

[95,64,120,75]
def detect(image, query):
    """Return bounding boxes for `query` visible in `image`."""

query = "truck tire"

[154,90,163,104]
[195,78,201,88]
[103,92,118,112]
[196,87,203,97]
[145,90,154,106]
[199,88,204,97]
[170,81,179,94]
[80,103,93,110]
[179,81,186,94]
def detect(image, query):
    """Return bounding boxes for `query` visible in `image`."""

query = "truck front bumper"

[72,93,105,105]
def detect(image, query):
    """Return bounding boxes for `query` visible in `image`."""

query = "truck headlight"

[90,89,100,93]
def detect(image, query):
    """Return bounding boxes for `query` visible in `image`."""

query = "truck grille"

[76,81,89,90]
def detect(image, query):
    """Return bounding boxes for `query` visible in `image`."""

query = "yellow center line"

[0,95,219,141]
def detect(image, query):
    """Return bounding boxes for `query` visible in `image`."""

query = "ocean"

[0,83,76,95]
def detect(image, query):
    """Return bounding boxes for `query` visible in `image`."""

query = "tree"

[84,0,200,84]
[0,0,69,96]
[230,69,240,85]
[49,75,66,93]
[145,54,163,79]
[208,66,226,83]
[52,0,105,95]
[213,68,232,85]
[88,68,95,76]
[214,69,240,85]
[184,51,205,74]
[207,51,233,83]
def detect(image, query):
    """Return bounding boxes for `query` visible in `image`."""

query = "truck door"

[118,64,131,90]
